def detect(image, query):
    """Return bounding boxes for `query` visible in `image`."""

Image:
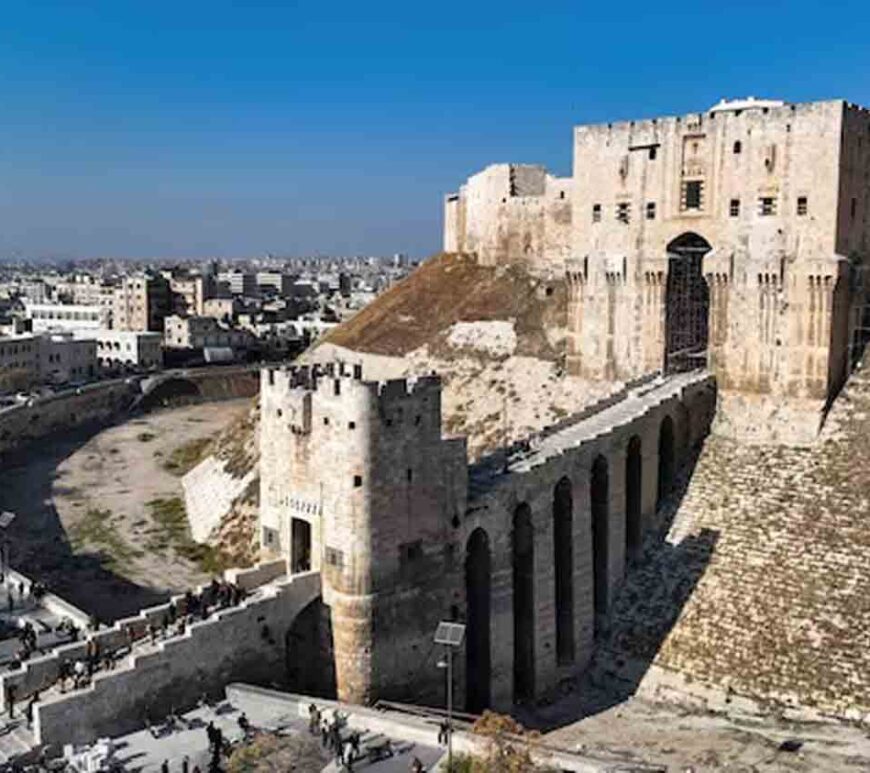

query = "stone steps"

[0,720,36,763]
[602,360,870,718]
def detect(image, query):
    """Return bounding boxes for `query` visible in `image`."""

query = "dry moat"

[0,400,250,621]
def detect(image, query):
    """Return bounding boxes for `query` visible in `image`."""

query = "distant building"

[78,329,163,373]
[0,335,40,391]
[202,297,240,321]
[113,275,172,332]
[38,334,97,385]
[163,315,252,350]
[256,272,294,297]
[217,271,257,297]
[24,301,110,333]
[170,273,213,317]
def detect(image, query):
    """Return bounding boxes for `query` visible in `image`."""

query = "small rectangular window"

[851,197,857,219]
[645,202,656,220]
[323,417,330,426]
[325,547,344,568]
[353,475,362,487]
[348,421,356,430]
[797,196,808,216]
[682,180,704,211]
[592,204,601,223]
[729,198,740,218]
[759,197,776,216]
[406,468,413,482]
[616,202,631,223]
[648,146,657,160]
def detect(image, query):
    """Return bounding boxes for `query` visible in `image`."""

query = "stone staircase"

[602,360,870,719]
[0,719,37,763]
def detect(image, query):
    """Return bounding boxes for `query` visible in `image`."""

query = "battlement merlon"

[572,98,853,140]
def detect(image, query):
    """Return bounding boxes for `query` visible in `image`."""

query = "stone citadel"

[446,97,870,442]
[2,98,869,756]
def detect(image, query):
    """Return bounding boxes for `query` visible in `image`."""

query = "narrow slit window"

[353,475,363,488]
[733,140,742,154]
[592,204,602,223]
[797,196,808,216]
[616,202,631,223]
[645,202,656,220]
[729,198,740,218]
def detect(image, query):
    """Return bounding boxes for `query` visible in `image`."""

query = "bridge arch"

[590,454,609,632]
[139,376,202,410]
[465,527,491,713]
[657,415,676,506]
[553,477,574,665]
[512,503,535,703]
[625,435,643,559]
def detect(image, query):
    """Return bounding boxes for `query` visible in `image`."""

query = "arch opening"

[590,455,609,633]
[658,415,675,507]
[625,436,643,559]
[465,528,491,713]
[512,503,535,703]
[553,478,575,665]
[665,232,711,374]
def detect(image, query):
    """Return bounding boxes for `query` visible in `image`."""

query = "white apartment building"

[163,315,252,350]
[24,301,110,333]
[74,329,163,372]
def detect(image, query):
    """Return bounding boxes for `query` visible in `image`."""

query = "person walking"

[161,761,169,773]
[5,684,15,719]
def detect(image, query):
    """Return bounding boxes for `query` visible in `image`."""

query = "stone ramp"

[602,362,870,718]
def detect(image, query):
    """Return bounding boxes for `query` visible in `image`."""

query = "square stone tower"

[259,363,468,704]
[567,99,870,442]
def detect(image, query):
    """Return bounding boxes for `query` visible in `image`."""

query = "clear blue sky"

[1,1,868,260]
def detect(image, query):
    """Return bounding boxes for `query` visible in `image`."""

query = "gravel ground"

[0,400,250,622]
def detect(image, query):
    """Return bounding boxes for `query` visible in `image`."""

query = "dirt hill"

[321,252,566,360]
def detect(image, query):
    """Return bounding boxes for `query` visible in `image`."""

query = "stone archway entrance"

[465,528,491,713]
[291,518,312,574]
[665,232,711,373]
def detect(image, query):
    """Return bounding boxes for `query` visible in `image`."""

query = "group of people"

[308,703,364,769]
[2,578,46,614]
[3,682,39,727]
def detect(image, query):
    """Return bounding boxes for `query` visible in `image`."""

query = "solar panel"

[434,621,466,646]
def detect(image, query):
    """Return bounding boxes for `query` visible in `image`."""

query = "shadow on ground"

[0,420,172,622]
[519,443,720,730]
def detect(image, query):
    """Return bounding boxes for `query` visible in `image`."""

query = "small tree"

[443,711,553,773]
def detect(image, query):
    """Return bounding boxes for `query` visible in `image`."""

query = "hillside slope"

[321,252,565,359]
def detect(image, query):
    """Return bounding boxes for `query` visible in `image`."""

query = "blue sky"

[1,1,868,260]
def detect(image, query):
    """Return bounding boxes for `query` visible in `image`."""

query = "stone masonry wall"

[32,570,320,747]
[603,356,870,718]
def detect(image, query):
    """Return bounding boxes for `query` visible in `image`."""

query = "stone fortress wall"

[1,562,317,748]
[444,99,870,443]
[259,361,716,713]
[444,163,573,274]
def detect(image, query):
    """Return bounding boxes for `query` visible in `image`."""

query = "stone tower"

[259,362,467,704]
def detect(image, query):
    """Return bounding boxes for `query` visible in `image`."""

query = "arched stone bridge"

[456,370,716,712]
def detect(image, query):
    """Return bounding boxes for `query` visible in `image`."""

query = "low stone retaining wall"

[225,684,645,772]
[0,380,138,456]
[32,571,320,747]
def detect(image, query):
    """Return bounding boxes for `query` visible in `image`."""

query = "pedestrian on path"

[5,684,15,719]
